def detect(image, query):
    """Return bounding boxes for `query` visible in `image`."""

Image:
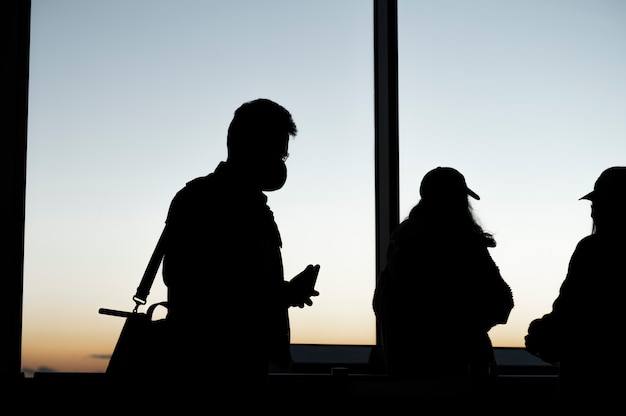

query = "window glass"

[398,0,626,347]
[24,0,374,375]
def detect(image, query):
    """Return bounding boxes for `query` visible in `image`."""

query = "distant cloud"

[90,354,111,360]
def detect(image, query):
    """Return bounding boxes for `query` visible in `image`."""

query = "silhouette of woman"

[525,166,626,408]
[373,167,514,389]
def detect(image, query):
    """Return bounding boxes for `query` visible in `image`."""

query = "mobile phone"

[293,264,320,291]
[309,264,320,289]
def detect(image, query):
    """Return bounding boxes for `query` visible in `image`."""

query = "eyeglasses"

[281,153,289,162]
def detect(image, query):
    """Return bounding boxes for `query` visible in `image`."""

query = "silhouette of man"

[373,167,513,396]
[525,166,626,409]
[161,98,319,398]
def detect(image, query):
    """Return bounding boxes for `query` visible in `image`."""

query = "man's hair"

[227,98,297,159]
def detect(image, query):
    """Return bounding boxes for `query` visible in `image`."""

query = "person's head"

[410,167,479,220]
[409,166,493,243]
[579,166,626,234]
[418,166,480,205]
[226,98,297,191]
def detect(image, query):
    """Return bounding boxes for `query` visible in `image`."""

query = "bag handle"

[146,301,169,319]
[132,225,168,312]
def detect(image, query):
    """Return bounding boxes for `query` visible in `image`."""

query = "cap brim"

[468,188,480,200]
[579,191,593,201]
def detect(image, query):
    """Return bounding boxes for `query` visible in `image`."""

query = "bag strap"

[132,225,168,312]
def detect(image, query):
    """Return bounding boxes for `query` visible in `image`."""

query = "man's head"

[226,99,297,191]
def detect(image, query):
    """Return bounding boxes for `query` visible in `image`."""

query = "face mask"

[260,160,287,191]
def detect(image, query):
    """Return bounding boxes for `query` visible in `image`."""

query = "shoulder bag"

[99,225,174,380]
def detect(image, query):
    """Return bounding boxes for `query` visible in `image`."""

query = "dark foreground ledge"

[10,371,559,413]
[8,347,561,411]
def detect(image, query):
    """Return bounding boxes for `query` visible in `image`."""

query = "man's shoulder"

[175,174,216,196]
[167,174,216,216]
[184,174,214,190]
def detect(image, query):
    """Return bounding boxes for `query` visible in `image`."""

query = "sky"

[22,0,626,376]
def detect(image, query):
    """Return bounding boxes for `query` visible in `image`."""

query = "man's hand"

[287,264,320,308]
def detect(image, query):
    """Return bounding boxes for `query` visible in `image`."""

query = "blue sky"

[22,0,626,375]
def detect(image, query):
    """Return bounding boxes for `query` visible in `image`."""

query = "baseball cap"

[419,167,480,201]
[580,166,626,201]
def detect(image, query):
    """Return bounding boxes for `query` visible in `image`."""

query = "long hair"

[407,196,495,247]
[590,198,626,236]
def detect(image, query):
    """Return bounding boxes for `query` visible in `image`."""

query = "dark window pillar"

[3,0,31,381]
[374,0,399,345]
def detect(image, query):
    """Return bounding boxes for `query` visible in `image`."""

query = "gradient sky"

[22,0,626,376]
